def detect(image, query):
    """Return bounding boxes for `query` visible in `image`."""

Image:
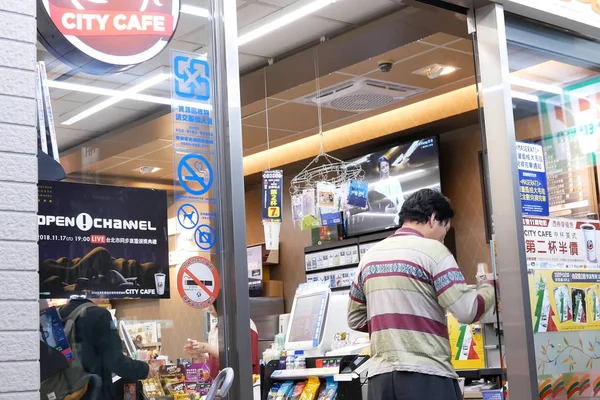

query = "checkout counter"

[259,282,505,400]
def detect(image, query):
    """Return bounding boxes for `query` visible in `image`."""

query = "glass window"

[506,15,600,396]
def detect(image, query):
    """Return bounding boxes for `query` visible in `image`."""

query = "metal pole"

[474,4,538,399]
[211,0,253,397]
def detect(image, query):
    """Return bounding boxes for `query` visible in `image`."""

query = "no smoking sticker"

[177,256,220,309]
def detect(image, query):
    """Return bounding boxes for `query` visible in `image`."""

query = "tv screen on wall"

[343,136,442,237]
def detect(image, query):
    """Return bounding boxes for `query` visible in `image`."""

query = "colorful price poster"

[523,217,600,269]
[447,313,485,370]
[528,269,600,332]
[262,170,283,222]
[517,141,549,217]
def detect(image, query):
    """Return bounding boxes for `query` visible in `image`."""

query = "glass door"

[476,4,600,399]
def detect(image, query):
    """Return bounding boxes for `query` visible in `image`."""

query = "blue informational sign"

[262,170,283,222]
[177,203,199,230]
[194,224,216,251]
[171,50,219,254]
[177,153,214,197]
[174,153,219,253]
[516,142,550,217]
[171,50,216,153]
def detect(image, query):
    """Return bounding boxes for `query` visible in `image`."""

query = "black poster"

[38,181,169,299]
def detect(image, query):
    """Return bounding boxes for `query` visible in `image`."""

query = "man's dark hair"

[398,189,455,226]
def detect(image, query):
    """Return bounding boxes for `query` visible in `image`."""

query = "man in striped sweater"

[347,189,495,400]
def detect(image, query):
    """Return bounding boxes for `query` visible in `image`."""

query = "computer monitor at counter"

[284,285,367,356]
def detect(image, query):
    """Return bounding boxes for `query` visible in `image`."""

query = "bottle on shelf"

[294,350,305,369]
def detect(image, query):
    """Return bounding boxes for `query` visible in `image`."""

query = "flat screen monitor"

[285,290,329,352]
[344,136,441,237]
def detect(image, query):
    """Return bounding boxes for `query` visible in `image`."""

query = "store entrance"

[36,0,255,398]
[36,0,506,399]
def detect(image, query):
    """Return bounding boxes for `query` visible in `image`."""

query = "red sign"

[90,234,106,244]
[39,0,180,69]
[177,256,220,309]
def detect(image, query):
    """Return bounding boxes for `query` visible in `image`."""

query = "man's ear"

[429,213,437,226]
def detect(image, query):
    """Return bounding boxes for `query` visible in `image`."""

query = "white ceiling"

[37,0,404,152]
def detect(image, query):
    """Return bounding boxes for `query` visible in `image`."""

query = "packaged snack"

[173,394,189,400]
[267,383,282,400]
[185,363,201,382]
[198,363,211,383]
[300,377,320,400]
[290,381,306,400]
[185,382,198,393]
[274,381,295,400]
[198,383,211,396]
[554,285,573,323]
[142,377,165,398]
[160,364,185,381]
[572,288,587,323]
[316,377,338,400]
[186,362,211,384]
[170,380,186,395]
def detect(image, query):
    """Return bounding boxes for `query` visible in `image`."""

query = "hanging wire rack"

[289,48,365,198]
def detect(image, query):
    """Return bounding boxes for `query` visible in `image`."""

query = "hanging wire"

[263,68,271,170]
[289,47,365,198]
[314,47,325,156]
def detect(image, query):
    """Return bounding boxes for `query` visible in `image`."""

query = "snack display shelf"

[270,367,339,380]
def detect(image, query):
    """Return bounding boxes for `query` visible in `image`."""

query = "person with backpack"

[57,297,155,399]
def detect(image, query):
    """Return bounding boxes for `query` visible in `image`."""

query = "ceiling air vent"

[303,79,426,112]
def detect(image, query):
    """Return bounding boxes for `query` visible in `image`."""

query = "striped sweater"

[347,228,495,379]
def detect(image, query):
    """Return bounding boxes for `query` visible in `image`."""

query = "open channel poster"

[38,181,169,299]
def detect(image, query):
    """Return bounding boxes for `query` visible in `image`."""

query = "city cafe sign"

[37,0,181,74]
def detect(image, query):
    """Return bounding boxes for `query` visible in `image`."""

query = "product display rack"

[304,231,393,291]
[260,356,364,400]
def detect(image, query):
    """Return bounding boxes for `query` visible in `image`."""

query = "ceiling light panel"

[413,64,460,80]
[238,0,339,46]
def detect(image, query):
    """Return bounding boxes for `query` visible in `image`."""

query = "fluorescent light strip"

[511,90,539,103]
[238,0,338,46]
[510,77,562,95]
[180,4,211,18]
[54,74,169,125]
[49,76,212,126]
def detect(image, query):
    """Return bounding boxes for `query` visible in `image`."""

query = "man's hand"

[147,364,159,379]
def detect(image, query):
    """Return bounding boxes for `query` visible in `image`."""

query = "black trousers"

[368,371,462,400]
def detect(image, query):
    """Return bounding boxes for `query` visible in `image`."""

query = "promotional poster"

[262,170,283,222]
[516,141,549,217]
[524,217,600,269]
[38,181,169,299]
[528,269,600,333]
[447,313,485,370]
[247,245,263,297]
[344,137,441,236]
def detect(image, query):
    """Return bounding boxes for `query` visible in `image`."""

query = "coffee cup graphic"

[154,273,166,296]
[582,224,597,262]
